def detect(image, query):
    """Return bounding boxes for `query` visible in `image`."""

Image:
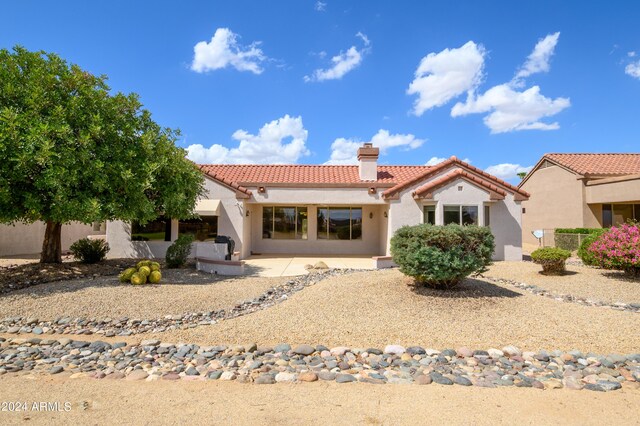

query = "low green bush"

[390,224,494,289]
[165,234,194,268]
[531,247,571,275]
[69,238,110,264]
[577,229,606,266]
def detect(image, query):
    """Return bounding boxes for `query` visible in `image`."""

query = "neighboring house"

[0,222,103,257]
[519,153,640,246]
[107,143,529,262]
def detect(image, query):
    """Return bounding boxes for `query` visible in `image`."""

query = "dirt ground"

[0,375,638,426]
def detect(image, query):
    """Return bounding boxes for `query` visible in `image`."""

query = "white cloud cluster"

[514,32,560,80]
[304,33,371,82]
[186,115,310,164]
[450,32,569,133]
[407,41,486,116]
[485,163,533,180]
[625,60,640,79]
[315,1,326,11]
[425,156,471,166]
[191,28,266,74]
[452,84,570,133]
[325,129,425,165]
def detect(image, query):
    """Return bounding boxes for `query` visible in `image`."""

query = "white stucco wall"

[202,177,248,257]
[0,222,101,257]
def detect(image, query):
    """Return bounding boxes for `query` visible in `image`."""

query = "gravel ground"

[150,269,639,354]
[0,269,282,319]
[486,261,640,305]
[0,375,638,425]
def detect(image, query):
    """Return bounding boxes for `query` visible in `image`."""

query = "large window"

[179,216,218,241]
[317,207,362,240]
[131,217,170,241]
[423,205,436,225]
[603,203,640,227]
[443,205,478,225]
[262,206,307,239]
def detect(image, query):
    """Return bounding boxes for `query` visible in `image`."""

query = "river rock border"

[0,338,638,392]
[0,269,367,337]
[481,275,640,313]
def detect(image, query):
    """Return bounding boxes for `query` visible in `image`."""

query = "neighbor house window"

[423,205,436,225]
[602,204,612,227]
[131,217,170,241]
[443,205,478,225]
[603,204,640,227]
[179,216,218,241]
[262,206,307,239]
[484,205,490,227]
[317,207,362,240]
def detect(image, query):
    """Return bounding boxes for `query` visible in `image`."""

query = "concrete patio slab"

[243,255,376,277]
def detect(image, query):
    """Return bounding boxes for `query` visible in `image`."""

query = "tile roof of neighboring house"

[413,169,508,200]
[198,158,530,200]
[544,153,640,176]
[198,164,432,186]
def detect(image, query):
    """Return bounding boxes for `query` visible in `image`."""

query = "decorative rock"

[49,366,64,374]
[274,344,291,353]
[543,379,563,390]
[126,370,149,381]
[299,372,318,382]
[453,376,472,386]
[141,339,160,346]
[562,376,583,390]
[162,372,181,380]
[595,380,622,391]
[415,374,432,385]
[336,373,356,383]
[384,345,406,355]
[292,345,315,356]
[318,371,336,381]
[330,347,350,356]
[406,346,426,356]
[220,371,236,381]
[275,372,297,383]
[487,348,504,359]
[255,375,275,384]
[456,347,474,358]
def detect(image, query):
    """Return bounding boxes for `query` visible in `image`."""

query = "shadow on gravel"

[409,277,522,299]
[537,270,579,276]
[602,271,640,283]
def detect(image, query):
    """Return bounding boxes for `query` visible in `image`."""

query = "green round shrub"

[150,262,161,272]
[136,260,152,269]
[130,273,145,285]
[531,247,571,275]
[70,238,110,264]
[119,267,137,283]
[148,270,162,284]
[390,224,495,289]
[577,229,606,266]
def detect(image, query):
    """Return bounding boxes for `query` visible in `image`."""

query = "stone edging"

[0,269,368,337]
[0,338,637,392]
[481,276,640,313]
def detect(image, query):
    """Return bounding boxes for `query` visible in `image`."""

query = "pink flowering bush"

[588,223,640,278]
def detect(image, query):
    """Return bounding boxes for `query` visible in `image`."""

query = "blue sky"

[2,0,639,182]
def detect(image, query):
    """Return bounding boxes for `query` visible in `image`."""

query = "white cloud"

[628,51,637,58]
[315,1,326,11]
[325,129,425,164]
[452,84,570,133]
[304,33,371,82]
[425,156,471,166]
[451,33,569,133]
[514,32,560,80]
[186,115,310,164]
[625,60,640,79]
[406,41,486,116]
[191,28,266,74]
[485,163,533,180]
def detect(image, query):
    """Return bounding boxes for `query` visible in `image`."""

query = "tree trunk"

[40,221,62,263]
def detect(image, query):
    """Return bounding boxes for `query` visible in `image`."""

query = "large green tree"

[0,46,205,263]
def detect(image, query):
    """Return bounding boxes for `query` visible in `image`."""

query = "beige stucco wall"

[0,222,99,257]
[202,177,249,257]
[520,165,585,246]
[585,178,640,204]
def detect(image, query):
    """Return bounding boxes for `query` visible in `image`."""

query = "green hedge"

[577,229,607,266]
[390,224,494,289]
[531,247,571,275]
[554,228,605,251]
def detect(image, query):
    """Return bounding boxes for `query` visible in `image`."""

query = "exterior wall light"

[369,212,374,219]
[369,187,376,194]
[383,211,388,218]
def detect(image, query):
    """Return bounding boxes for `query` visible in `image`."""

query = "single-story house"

[107,143,529,263]
[519,153,640,246]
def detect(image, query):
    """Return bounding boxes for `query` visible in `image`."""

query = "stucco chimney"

[357,143,379,181]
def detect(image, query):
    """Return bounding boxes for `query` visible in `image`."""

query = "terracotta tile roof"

[198,164,432,186]
[545,153,640,176]
[382,157,529,199]
[413,169,507,200]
